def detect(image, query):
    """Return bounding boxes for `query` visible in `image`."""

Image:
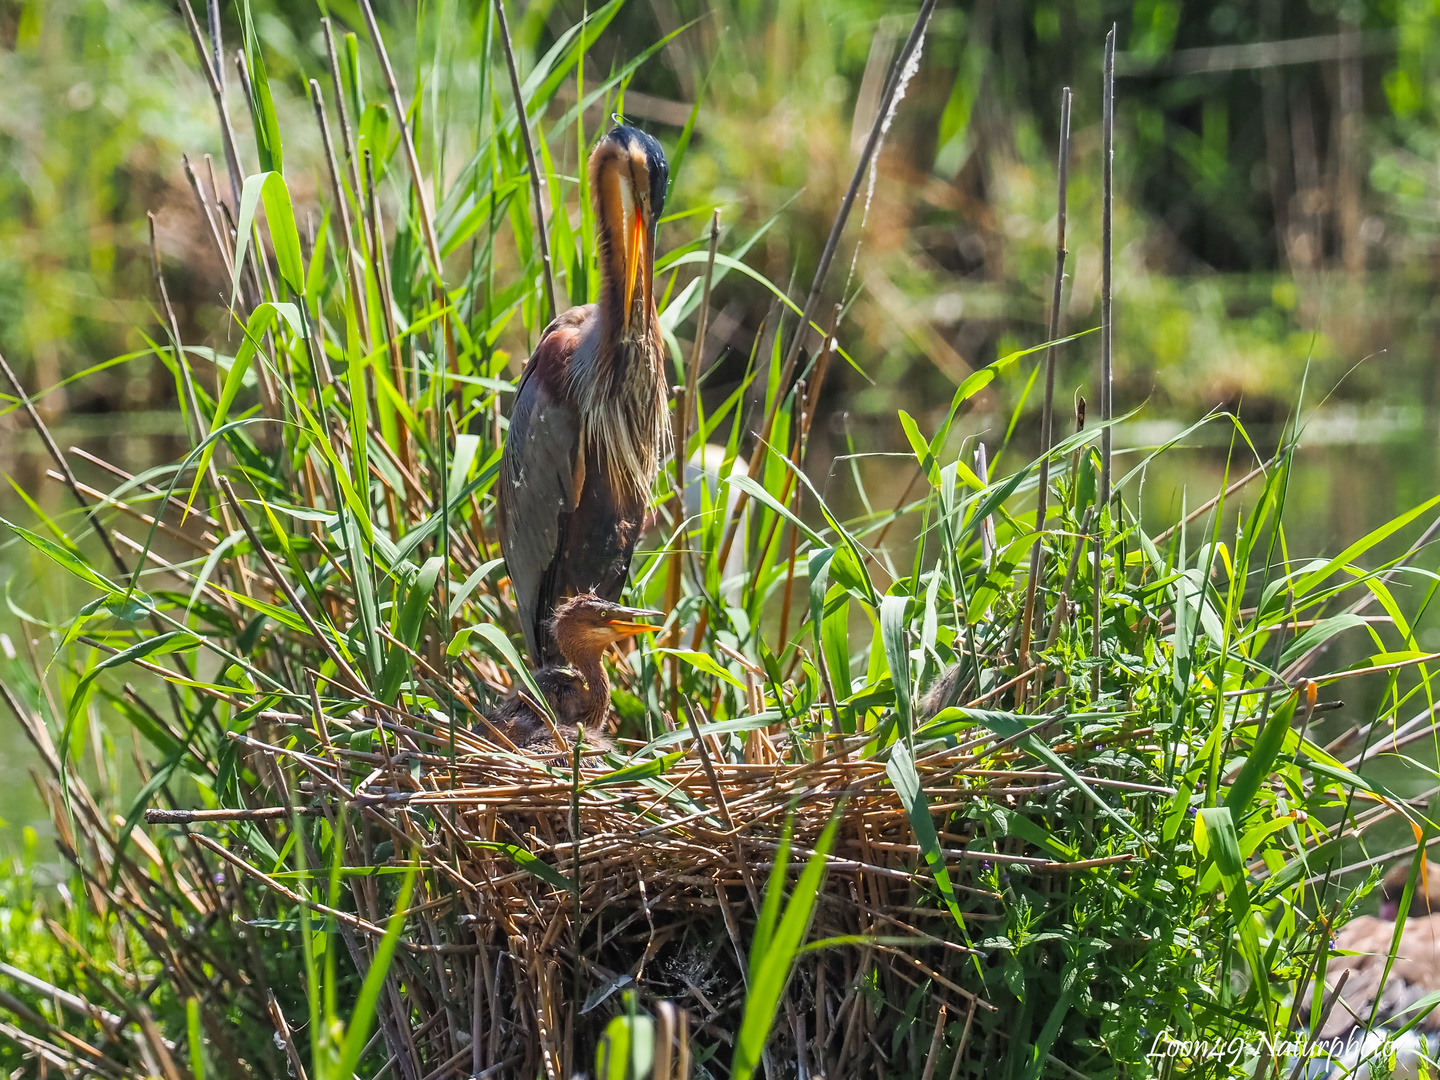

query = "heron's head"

[590,124,668,340]
[1379,860,1440,919]
[549,592,664,656]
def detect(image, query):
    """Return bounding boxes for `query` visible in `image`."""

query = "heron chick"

[484,592,661,755]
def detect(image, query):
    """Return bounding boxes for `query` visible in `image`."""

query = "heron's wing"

[497,311,591,663]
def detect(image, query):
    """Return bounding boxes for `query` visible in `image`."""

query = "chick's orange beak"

[606,605,664,637]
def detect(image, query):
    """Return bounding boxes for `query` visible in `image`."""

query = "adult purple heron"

[497,124,670,665]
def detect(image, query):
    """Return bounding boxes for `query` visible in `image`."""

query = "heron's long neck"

[559,642,611,730]
[595,228,651,350]
[594,286,660,375]
[573,311,667,501]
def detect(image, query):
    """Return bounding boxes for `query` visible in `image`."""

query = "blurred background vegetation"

[0,0,1438,849]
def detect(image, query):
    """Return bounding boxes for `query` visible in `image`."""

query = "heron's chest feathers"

[569,324,669,501]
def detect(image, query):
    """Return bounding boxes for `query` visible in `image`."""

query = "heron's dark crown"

[548,593,622,632]
[593,124,669,221]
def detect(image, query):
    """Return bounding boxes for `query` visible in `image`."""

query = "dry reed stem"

[492,0,557,323]
[356,0,443,285]
[665,210,722,708]
[265,992,310,1080]
[177,0,244,212]
[1016,85,1071,709]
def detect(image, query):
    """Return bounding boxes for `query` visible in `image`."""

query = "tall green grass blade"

[240,0,283,175]
[731,809,841,1080]
[887,740,974,945]
[2,516,119,594]
[231,176,307,308]
[1225,692,1298,820]
[379,555,442,704]
[186,998,205,1080]
[880,594,913,737]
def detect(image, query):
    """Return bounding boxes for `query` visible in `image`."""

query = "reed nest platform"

[144,700,1150,1080]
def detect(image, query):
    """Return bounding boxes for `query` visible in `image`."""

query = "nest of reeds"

[142,681,1153,1080]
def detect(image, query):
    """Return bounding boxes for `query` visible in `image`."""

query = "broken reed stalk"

[308,80,355,249]
[178,0,244,212]
[309,78,375,353]
[1093,27,1115,700]
[707,0,937,590]
[492,0,558,324]
[206,1,226,125]
[1016,86,1071,710]
[322,18,366,235]
[148,214,208,454]
[181,154,233,276]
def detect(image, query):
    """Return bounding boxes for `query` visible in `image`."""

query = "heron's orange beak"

[606,605,664,638]
[622,205,648,333]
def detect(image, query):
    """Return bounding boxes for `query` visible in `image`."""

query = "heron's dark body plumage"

[498,306,650,664]
[498,124,670,665]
